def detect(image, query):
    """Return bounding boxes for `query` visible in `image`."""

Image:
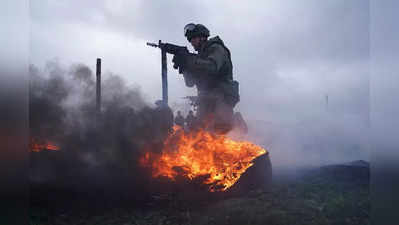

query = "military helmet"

[184,23,210,41]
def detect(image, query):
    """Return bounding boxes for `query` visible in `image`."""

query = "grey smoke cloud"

[29,60,179,197]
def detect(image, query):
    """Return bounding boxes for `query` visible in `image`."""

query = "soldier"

[185,110,196,130]
[174,110,185,127]
[173,23,239,134]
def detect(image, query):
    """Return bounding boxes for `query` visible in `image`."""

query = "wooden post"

[96,58,101,113]
[160,40,168,104]
[325,94,329,112]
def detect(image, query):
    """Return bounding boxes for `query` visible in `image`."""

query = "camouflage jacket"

[183,36,233,92]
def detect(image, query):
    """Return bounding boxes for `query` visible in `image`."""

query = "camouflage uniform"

[182,36,235,133]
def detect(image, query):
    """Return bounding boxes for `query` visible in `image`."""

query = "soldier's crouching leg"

[196,95,215,129]
[214,101,234,134]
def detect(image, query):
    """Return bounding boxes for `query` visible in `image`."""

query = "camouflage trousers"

[197,90,234,134]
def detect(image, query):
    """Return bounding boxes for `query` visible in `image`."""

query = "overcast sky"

[30,0,370,123]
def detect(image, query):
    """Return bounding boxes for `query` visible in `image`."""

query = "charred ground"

[30,164,369,225]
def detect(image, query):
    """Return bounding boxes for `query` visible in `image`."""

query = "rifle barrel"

[146,42,158,48]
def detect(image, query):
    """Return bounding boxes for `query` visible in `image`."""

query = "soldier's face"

[190,37,202,51]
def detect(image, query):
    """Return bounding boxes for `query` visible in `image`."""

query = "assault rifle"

[146,40,189,105]
[146,41,189,72]
[146,41,188,56]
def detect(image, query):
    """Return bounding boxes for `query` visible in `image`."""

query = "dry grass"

[30,166,370,225]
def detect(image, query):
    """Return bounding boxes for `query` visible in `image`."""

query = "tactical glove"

[172,50,190,74]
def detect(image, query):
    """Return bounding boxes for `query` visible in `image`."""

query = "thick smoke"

[247,112,370,170]
[29,61,170,201]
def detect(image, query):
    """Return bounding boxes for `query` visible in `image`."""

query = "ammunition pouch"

[219,79,240,107]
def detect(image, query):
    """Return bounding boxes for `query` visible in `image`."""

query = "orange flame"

[30,138,60,152]
[140,126,267,192]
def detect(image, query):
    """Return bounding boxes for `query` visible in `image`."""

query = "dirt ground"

[30,165,370,225]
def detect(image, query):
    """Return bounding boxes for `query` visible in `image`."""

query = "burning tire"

[140,126,272,198]
[227,152,272,195]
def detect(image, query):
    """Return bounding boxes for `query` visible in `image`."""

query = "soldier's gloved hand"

[173,50,189,68]
[172,55,182,74]
[172,55,184,74]
[172,55,180,70]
